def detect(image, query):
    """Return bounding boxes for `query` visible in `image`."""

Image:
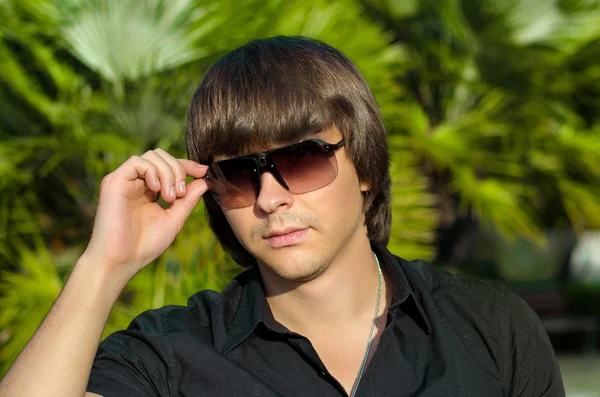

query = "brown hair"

[185,36,391,267]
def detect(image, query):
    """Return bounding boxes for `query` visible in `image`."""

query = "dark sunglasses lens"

[271,141,338,194]
[208,159,257,209]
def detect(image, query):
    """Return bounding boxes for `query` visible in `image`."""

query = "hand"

[81,148,210,281]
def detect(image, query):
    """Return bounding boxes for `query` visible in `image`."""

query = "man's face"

[220,127,370,283]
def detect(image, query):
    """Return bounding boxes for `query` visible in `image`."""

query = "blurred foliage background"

[1,0,599,377]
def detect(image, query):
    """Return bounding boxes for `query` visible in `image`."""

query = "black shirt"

[87,244,565,396]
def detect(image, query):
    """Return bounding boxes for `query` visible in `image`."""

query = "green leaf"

[59,0,208,84]
[453,167,545,243]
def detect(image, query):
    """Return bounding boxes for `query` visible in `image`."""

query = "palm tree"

[361,0,600,264]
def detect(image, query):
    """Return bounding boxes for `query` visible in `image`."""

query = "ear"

[360,180,371,192]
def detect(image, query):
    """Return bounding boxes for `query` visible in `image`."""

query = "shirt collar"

[373,242,432,334]
[222,243,432,354]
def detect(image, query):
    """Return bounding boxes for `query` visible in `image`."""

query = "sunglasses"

[205,139,345,209]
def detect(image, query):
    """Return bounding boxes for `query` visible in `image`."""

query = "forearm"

[0,257,129,397]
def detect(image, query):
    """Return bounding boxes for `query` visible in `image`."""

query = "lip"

[264,227,305,239]
[264,228,309,248]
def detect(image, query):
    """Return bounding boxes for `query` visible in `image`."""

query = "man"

[0,36,564,397]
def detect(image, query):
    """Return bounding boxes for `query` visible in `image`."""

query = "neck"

[260,231,388,337]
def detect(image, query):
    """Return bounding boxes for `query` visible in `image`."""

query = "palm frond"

[453,167,545,243]
[543,9,600,56]
[560,180,600,231]
[58,0,208,84]
[502,0,563,45]
[0,236,62,375]
[388,140,438,260]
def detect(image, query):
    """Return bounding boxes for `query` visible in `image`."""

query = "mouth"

[264,228,309,248]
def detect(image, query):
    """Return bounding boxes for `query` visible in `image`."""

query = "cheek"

[308,158,364,222]
[335,154,364,201]
[222,209,254,247]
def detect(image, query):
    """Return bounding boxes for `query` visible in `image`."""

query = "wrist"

[72,255,132,305]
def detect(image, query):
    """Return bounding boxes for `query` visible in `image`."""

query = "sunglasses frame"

[205,138,345,205]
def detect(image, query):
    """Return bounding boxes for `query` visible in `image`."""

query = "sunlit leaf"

[59,0,209,84]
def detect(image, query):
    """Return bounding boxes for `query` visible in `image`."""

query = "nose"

[255,172,294,213]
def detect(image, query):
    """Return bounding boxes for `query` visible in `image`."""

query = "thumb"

[165,178,210,224]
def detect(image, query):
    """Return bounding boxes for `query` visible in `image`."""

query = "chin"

[260,247,333,283]
[274,264,325,283]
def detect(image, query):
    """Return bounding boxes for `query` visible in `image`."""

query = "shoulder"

[127,269,251,344]
[398,256,522,317]
[123,290,224,340]
[395,256,564,395]
[88,276,250,397]
[394,256,522,357]
[398,256,541,339]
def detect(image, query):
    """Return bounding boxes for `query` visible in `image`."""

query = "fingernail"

[170,185,176,198]
[197,163,208,168]
[179,180,186,194]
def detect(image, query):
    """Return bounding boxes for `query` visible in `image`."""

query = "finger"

[165,178,210,226]
[154,148,189,198]
[114,155,161,192]
[141,150,177,202]
[178,159,209,179]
